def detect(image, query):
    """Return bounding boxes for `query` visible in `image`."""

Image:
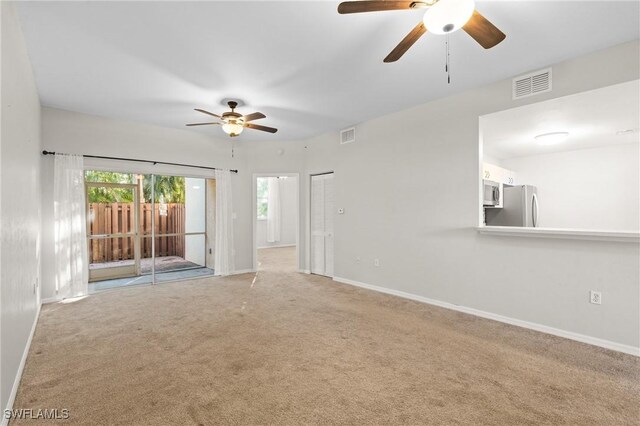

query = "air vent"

[512,68,552,100]
[340,127,355,144]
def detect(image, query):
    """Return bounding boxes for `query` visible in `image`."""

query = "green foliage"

[85,171,185,204]
[143,175,185,204]
[85,171,135,203]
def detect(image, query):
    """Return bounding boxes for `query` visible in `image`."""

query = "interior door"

[310,173,334,277]
[87,183,140,281]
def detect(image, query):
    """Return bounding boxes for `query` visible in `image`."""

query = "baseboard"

[2,303,42,426]
[257,244,296,249]
[298,269,311,274]
[230,269,257,276]
[41,296,60,304]
[332,276,640,357]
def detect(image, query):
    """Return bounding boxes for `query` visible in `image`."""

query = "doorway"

[310,172,334,277]
[253,174,299,273]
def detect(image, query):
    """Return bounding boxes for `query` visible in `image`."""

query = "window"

[257,177,269,219]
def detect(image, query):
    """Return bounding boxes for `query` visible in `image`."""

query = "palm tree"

[142,175,185,204]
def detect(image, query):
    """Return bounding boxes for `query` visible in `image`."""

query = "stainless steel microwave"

[483,180,502,207]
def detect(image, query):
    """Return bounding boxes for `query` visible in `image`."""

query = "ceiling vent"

[340,127,356,144]
[512,68,552,100]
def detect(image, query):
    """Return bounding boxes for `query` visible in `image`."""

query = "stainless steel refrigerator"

[486,185,538,227]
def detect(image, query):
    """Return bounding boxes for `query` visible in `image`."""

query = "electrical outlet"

[590,290,602,305]
[355,256,361,264]
[374,259,380,267]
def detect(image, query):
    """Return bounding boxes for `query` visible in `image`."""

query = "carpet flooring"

[12,248,639,425]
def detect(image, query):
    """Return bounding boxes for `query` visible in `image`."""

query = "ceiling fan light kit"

[337,0,506,62]
[422,0,475,34]
[186,100,277,138]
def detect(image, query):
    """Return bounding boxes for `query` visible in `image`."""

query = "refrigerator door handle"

[532,193,539,228]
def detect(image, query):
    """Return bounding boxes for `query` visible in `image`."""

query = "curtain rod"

[42,150,238,174]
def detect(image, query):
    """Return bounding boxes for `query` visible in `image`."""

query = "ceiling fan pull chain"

[445,35,451,84]
[445,36,448,73]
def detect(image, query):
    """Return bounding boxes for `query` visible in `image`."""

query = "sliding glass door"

[85,171,214,290]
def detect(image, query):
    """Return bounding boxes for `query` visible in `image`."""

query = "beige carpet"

[13,248,639,425]
[257,246,297,273]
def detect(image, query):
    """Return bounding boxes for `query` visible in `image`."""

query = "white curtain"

[54,153,88,299]
[214,169,235,276]
[266,177,281,243]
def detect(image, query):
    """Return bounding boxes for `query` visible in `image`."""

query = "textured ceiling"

[16,1,640,141]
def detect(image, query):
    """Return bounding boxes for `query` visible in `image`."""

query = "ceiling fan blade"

[194,108,222,118]
[186,122,220,126]
[463,10,506,49]
[243,112,266,122]
[338,1,417,14]
[384,22,427,63]
[245,123,278,134]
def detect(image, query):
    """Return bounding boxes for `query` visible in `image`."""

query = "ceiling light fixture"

[616,128,639,136]
[534,131,569,145]
[222,120,244,137]
[423,0,475,34]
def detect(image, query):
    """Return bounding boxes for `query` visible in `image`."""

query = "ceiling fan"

[186,101,278,137]
[337,0,506,62]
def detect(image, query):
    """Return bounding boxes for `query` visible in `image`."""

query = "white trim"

[478,226,640,243]
[2,304,42,426]
[257,243,296,249]
[298,269,311,274]
[41,296,61,304]
[229,268,256,276]
[333,276,640,357]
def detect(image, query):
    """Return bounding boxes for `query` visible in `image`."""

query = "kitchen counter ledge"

[477,226,640,243]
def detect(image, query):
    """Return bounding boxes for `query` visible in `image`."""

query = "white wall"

[301,41,640,351]
[256,177,297,248]
[1,0,42,415]
[501,143,640,231]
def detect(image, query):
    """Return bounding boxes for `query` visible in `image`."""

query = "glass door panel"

[87,184,140,282]
[151,175,208,279]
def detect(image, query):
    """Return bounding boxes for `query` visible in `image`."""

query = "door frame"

[252,173,300,272]
[85,181,141,282]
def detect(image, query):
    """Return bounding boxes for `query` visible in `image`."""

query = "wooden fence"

[89,203,185,263]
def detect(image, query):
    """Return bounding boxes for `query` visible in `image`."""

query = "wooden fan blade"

[338,1,416,14]
[243,112,266,122]
[463,10,506,49]
[245,123,278,134]
[384,22,427,63]
[194,108,221,118]
[186,122,220,126]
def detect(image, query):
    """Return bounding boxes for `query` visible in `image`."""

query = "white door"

[310,173,334,277]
